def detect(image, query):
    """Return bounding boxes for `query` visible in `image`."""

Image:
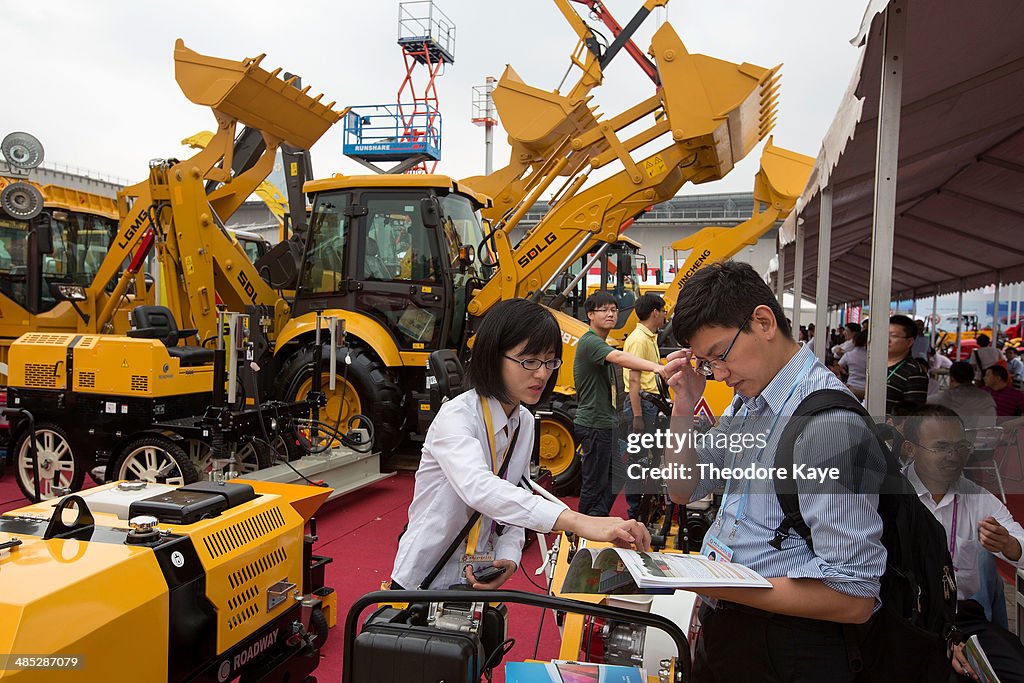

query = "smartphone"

[472,565,507,584]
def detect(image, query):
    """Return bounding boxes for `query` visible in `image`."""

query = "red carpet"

[1,463,1020,681]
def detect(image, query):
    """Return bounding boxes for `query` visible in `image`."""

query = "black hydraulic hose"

[343,589,690,683]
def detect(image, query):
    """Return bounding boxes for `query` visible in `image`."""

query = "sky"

[4,0,869,196]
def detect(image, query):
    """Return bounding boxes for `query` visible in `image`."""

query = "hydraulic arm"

[467,22,781,318]
[461,0,666,226]
[90,40,341,342]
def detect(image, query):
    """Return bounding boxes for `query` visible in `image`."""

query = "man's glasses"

[593,306,619,314]
[693,324,745,378]
[909,442,973,458]
[505,355,563,371]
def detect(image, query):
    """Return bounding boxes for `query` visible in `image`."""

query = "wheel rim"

[118,445,187,485]
[185,439,263,476]
[17,428,75,499]
[538,417,576,477]
[268,434,292,463]
[233,442,263,474]
[186,439,212,475]
[295,373,362,447]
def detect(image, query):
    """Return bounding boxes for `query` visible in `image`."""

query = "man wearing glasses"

[661,261,887,682]
[887,315,929,414]
[903,404,1024,681]
[574,291,667,516]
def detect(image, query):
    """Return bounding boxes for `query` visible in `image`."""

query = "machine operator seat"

[426,349,468,408]
[127,305,215,367]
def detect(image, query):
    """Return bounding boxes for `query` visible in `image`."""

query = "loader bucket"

[652,23,781,180]
[492,65,601,155]
[754,137,815,208]
[174,39,341,150]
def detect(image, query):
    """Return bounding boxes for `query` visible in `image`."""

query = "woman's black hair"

[468,298,562,406]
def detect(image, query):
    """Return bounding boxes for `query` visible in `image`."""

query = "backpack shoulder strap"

[770,389,871,551]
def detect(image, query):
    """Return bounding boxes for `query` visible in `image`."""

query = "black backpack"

[771,389,958,682]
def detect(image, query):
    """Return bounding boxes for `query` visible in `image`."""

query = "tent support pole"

[956,284,964,360]
[793,223,805,338]
[865,0,907,417]
[814,187,833,362]
[993,276,1001,341]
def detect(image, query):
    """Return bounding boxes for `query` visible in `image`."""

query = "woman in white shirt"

[390,298,651,591]
[838,329,868,399]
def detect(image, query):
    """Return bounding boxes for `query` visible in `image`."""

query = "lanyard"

[718,354,816,538]
[887,358,909,382]
[948,494,959,563]
[464,396,514,558]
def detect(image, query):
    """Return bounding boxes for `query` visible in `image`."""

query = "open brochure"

[561,547,772,594]
[506,660,645,683]
[964,634,1001,683]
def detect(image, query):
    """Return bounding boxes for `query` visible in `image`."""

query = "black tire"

[308,606,329,649]
[538,395,581,496]
[276,343,406,456]
[111,436,199,486]
[13,422,85,501]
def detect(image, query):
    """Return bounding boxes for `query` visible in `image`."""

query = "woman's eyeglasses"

[505,355,563,371]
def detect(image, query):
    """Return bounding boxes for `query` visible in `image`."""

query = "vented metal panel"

[228,547,288,590]
[201,506,286,559]
[24,364,57,388]
[78,372,96,388]
[226,585,261,630]
[21,334,70,345]
[130,375,149,393]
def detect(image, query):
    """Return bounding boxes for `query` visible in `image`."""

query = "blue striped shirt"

[693,344,887,600]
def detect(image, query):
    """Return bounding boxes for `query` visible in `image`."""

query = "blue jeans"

[622,395,661,519]
[576,425,617,517]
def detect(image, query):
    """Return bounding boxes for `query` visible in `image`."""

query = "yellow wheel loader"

[274,19,809,490]
[5,40,342,500]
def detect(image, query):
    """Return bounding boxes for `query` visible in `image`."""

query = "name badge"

[463,551,495,565]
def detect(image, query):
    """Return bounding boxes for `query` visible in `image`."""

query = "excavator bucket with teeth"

[173,39,341,150]
[491,65,603,156]
[652,22,782,182]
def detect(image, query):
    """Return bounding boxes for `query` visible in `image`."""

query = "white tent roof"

[779,0,1024,305]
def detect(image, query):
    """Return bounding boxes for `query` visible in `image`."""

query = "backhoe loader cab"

[295,175,493,351]
[0,196,119,313]
[274,175,494,454]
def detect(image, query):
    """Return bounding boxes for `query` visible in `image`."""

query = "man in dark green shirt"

[574,291,666,516]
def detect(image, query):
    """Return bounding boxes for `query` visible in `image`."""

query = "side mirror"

[458,244,475,268]
[32,212,54,254]
[420,197,441,229]
[643,263,649,281]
